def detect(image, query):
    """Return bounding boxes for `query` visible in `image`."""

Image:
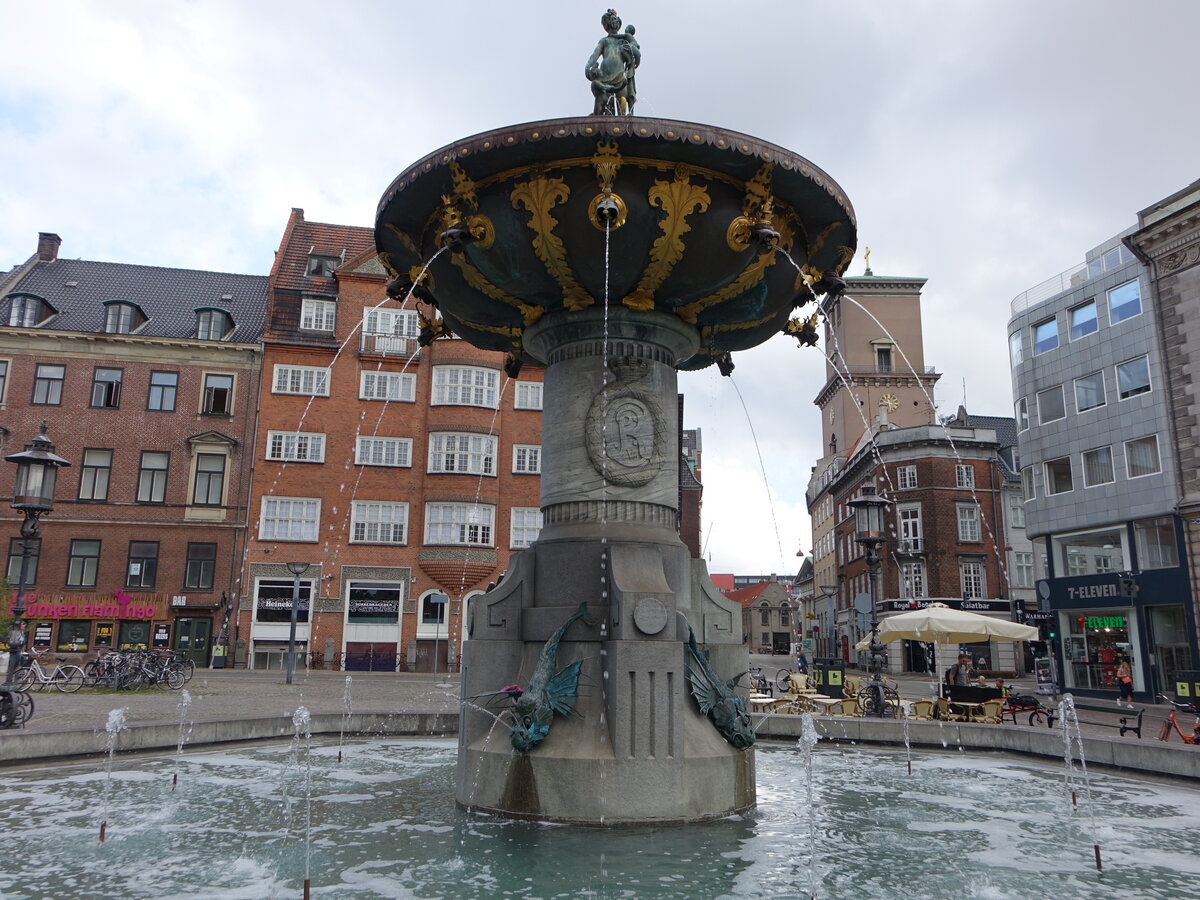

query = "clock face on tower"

[880,393,900,412]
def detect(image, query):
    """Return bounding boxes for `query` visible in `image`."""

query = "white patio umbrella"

[854,602,1038,649]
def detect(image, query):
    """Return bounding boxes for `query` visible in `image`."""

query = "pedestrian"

[797,650,809,675]
[946,653,975,686]
[1117,659,1134,708]
[5,619,27,679]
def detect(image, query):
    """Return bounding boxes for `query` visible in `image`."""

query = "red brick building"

[0,232,266,664]
[237,210,544,672]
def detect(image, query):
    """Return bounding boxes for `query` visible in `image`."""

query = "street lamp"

[848,482,890,716]
[284,561,310,685]
[5,422,70,681]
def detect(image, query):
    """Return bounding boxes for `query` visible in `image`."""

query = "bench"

[1047,701,1144,738]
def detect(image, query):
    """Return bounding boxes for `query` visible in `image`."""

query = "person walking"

[797,650,809,675]
[947,653,975,686]
[1117,659,1135,708]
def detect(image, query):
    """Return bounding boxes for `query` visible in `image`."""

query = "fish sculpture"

[683,623,755,750]
[507,601,595,752]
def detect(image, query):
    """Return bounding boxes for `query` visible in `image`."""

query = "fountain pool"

[1,737,1197,899]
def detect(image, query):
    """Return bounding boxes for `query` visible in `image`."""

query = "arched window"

[196,308,233,340]
[779,603,790,626]
[103,300,146,334]
[421,591,448,625]
[760,602,770,626]
[6,293,53,327]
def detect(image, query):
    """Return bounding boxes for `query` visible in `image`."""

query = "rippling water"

[0,738,1196,899]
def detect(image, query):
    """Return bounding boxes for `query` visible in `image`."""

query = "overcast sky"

[3,1,1198,578]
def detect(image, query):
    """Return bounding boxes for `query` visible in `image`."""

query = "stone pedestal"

[455,307,754,824]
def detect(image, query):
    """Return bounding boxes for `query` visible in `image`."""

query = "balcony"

[361,332,419,358]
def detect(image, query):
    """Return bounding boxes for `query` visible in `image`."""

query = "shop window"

[255,578,312,623]
[1063,611,1136,691]
[1053,527,1125,577]
[118,620,151,650]
[56,620,91,653]
[347,582,402,624]
[1134,517,1179,570]
[94,623,115,649]
[184,542,216,590]
[421,591,448,625]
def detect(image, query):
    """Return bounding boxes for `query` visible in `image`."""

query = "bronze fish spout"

[683,623,755,750]
[509,601,595,752]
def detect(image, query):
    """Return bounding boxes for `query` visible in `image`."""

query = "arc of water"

[726,375,789,571]
[798,712,821,899]
[1058,694,1103,871]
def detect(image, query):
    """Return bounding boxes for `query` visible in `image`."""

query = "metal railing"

[360,332,418,357]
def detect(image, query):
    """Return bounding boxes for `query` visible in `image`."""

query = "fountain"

[373,10,855,824]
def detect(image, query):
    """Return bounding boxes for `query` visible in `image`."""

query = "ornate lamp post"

[284,561,310,685]
[5,423,70,681]
[849,482,890,717]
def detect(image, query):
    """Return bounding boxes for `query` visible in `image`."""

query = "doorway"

[173,617,212,667]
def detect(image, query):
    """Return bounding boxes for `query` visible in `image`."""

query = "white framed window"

[510,507,543,548]
[425,503,495,546]
[1037,385,1065,424]
[1011,551,1035,589]
[301,297,337,332]
[1125,435,1161,479]
[1008,331,1023,366]
[432,365,498,408]
[1044,457,1073,495]
[350,500,408,544]
[1007,491,1025,529]
[900,561,926,599]
[1116,356,1151,400]
[1074,371,1106,412]
[355,436,412,467]
[513,444,541,474]
[266,431,326,463]
[364,308,419,337]
[273,365,330,397]
[897,465,917,489]
[896,503,922,553]
[1015,397,1029,432]
[1033,317,1058,355]
[514,381,543,410]
[306,254,339,277]
[259,496,320,542]
[955,465,975,489]
[1069,300,1098,340]
[429,433,496,476]
[959,560,985,599]
[956,503,981,542]
[1108,279,1142,324]
[1081,446,1114,487]
[1022,466,1036,502]
[359,370,415,402]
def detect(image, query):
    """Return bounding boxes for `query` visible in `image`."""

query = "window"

[8,294,48,327]
[32,364,64,405]
[1074,372,1106,412]
[196,309,233,340]
[56,621,90,653]
[511,507,543,548]
[359,371,415,402]
[955,465,975,489]
[300,297,337,332]
[514,444,542,474]
[273,365,328,397]
[1082,446,1114,487]
[1008,332,1023,367]
[425,503,495,546]
[148,371,178,411]
[432,365,499,408]
[1012,552,1034,589]
[1015,397,1029,432]
[780,604,790,626]
[896,504,922,553]
[255,579,311,623]
[191,453,226,506]
[760,604,770,626]
[421,592,448,625]
[1037,385,1065,424]
[1134,517,1179,570]
[1069,300,1097,340]
[260,497,320,541]
[1044,457,1073,495]
[959,561,985,599]
[875,346,893,373]
[897,465,917,489]
[90,367,123,408]
[355,436,412,467]
[362,309,418,354]
[900,562,926,599]
[103,301,143,334]
[428,433,496,476]
[1116,356,1151,400]
[350,500,408,544]
[7,537,38,585]
[125,541,158,589]
[0,360,8,402]
[1033,317,1058,355]
[306,254,340,277]
[348,582,401,624]
[1055,528,1125,577]
[78,449,113,501]
[67,539,101,587]
[514,381,543,410]
[137,451,169,502]
[1007,491,1025,529]
[266,431,326,463]
[1125,435,1161,478]
[202,373,235,414]
[1022,467,1036,502]
[956,503,981,542]
[184,543,216,590]
[1108,280,1142,324]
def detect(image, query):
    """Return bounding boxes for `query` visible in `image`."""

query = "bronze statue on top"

[585,9,640,115]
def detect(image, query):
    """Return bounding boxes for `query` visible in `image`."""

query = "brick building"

[0,232,266,664]
[237,210,545,672]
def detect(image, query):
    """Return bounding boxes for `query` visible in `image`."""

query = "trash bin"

[812,657,845,699]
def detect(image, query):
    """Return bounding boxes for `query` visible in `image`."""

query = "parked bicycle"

[84,649,191,690]
[1155,692,1200,745]
[10,649,85,693]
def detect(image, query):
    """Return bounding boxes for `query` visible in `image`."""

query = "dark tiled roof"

[679,453,702,489]
[963,412,1019,451]
[271,214,374,296]
[2,257,267,343]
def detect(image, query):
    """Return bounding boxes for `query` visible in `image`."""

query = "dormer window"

[306,254,340,277]
[103,300,146,334]
[196,308,234,341]
[6,293,53,327]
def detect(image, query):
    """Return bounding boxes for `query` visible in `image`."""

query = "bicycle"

[11,649,85,693]
[1155,693,1200,745]
[747,666,773,696]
